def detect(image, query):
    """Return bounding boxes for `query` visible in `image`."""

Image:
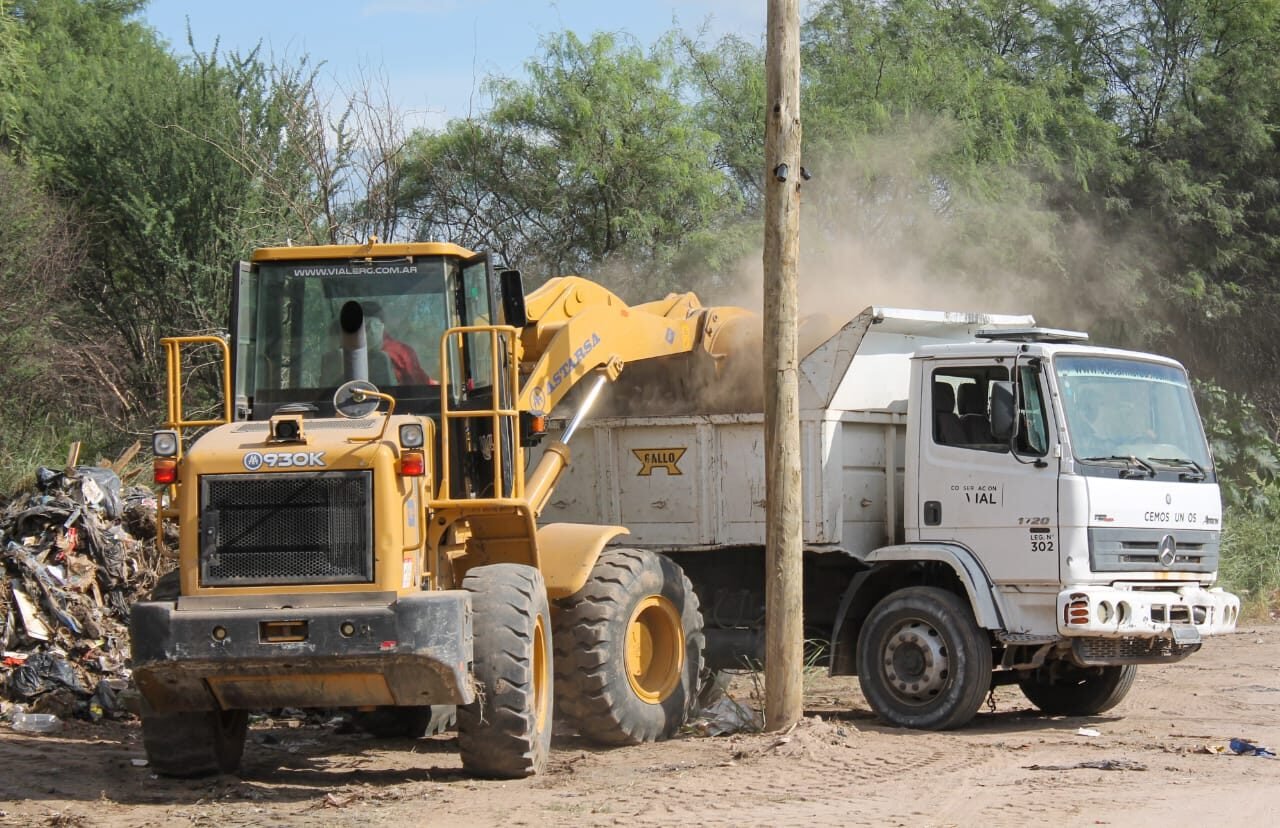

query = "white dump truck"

[537,307,1240,729]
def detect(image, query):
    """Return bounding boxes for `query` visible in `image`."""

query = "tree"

[400,31,737,294]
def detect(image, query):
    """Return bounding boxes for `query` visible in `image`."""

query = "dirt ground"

[2,626,1277,828]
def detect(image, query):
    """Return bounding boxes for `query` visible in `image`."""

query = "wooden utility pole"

[762,0,803,731]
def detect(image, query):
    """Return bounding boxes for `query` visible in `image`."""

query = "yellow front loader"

[129,240,754,778]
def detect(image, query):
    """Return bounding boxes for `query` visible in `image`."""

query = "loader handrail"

[161,335,232,432]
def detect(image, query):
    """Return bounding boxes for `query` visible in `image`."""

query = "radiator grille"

[200,471,374,586]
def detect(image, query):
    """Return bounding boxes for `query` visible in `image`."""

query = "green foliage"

[1195,381,1280,508]
[1219,506,1280,617]
[1196,379,1280,615]
[2,0,347,431]
[401,31,737,287]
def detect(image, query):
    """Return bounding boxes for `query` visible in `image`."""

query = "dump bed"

[536,306,1034,556]
[540,410,906,554]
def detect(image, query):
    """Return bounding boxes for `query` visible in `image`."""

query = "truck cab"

[911,333,1236,647]
[838,325,1239,729]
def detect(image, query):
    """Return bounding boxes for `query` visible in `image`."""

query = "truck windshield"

[1056,355,1212,476]
[249,256,456,409]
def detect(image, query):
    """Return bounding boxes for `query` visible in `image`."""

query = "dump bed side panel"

[536,413,906,554]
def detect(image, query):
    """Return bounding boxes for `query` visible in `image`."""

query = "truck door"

[916,360,1060,585]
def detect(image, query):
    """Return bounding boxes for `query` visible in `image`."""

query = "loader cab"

[231,243,504,422]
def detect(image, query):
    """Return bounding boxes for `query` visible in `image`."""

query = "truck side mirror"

[500,269,528,328]
[990,381,1016,441]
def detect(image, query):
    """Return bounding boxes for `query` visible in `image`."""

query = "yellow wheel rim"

[624,595,685,704]
[533,613,551,731]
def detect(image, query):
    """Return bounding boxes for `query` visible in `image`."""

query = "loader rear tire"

[553,548,704,745]
[1018,663,1137,716]
[856,586,992,730]
[457,564,552,778]
[141,705,249,777]
[352,705,456,738]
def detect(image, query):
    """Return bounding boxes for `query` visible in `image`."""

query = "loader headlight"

[399,423,425,449]
[152,430,179,458]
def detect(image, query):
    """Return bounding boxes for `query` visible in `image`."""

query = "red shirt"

[381,334,434,385]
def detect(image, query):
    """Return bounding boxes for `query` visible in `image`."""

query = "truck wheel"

[553,548,705,745]
[457,564,553,778]
[141,706,249,777]
[856,586,992,730]
[1018,663,1137,716]
[352,705,456,738]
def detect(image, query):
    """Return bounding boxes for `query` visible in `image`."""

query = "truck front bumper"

[130,591,473,713]
[1055,584,1239,665]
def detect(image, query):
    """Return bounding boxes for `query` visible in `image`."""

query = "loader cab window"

[931,364,1047,456]
[459,257,495,392]
[246,256,459,417]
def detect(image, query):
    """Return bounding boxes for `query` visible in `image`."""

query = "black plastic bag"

[7,652,87,699]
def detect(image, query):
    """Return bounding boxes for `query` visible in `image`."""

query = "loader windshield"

[1056,356,1214,481]
[246,256,458,414]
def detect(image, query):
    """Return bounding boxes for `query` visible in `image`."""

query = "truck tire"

[553,548,705,745]
[141,705,249,777]
[1018,663,1137,716]
[856,586,992,730]
[352,705,456,738]
[457,564,553,778]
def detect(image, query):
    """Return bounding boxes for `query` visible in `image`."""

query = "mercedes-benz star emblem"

[1158,534,1177,567]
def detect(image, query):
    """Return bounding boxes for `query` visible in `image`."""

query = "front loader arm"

[516,276,753,416]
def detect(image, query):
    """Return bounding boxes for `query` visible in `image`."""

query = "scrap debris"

[1025,759,1148,772]
[1228,738,1276,758]
[1,461,171,724]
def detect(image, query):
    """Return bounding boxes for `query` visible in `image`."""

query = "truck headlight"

[399,423,425,448]
[152,430,179,458]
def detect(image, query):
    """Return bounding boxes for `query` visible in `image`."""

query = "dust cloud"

[597,117,1153,417]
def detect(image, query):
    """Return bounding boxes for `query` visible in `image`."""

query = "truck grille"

[1088,527,1219,573]
[199,471,374,586]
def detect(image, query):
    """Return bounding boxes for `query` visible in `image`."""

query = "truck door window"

[1016,364,1049,456]
[931,367,1008,450]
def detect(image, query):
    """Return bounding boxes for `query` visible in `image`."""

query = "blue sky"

[140,1,773,129]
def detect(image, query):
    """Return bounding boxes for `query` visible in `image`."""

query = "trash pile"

[1,463,171,724]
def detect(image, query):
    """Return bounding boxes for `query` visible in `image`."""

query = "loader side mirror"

[990,381,1017,441]
[500,269,528,328]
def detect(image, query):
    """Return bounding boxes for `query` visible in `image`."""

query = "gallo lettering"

[244,451,326,471]
[633,448,687,476]
[546,333,602,395]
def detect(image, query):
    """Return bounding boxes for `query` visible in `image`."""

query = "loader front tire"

[553,548,704,745]
[457,564,552,778]
[141,705,249,778]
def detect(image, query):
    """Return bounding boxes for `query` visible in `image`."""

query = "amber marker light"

[400,451,425,477]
